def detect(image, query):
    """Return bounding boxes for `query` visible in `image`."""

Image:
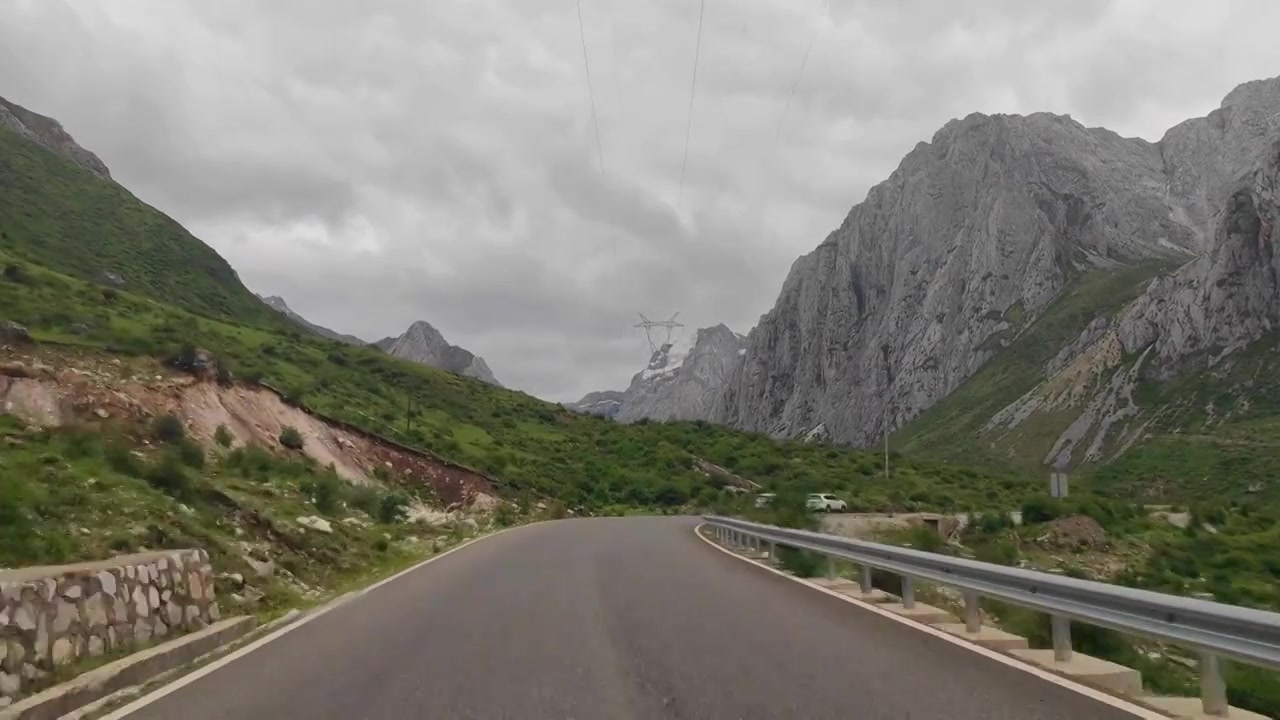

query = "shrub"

[349,485,381,518]
[177,439,205,469]
[145,453,193,499]
[105,441,142,476]
[378,491,410,524]
[151,414,186,444]
[62,428,101,460]
[100,287,119,303]
[214,424,233,448]
[3,263,30,284]
[777,546,823,577]
[279,426,304,450]
[305,473,344,516]
[1020,496,1064,524]
[373,537,390,553]
[493,504,518,527]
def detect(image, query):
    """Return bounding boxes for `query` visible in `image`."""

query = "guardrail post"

[825,556,835,580]
[860,565,872,594]
[901,576,915,609]
[1051,615,1072,662]
[963,591,981,633]
[1200,653,1228,716]
[767,541,777,563]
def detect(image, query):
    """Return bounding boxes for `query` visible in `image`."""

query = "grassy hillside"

[0,248,1038,518]
[0,124,280,327]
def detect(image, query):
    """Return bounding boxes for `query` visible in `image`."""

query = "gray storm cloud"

[3,0,1280,400]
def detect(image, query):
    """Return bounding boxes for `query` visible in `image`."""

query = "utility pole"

[881,343,892,482]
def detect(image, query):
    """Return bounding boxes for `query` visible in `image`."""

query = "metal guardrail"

[702,515,1280,716]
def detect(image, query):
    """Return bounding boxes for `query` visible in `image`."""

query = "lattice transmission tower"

[634,313,685,353]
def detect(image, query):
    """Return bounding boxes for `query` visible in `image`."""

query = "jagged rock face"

[259,295,367,346]
[0,96,110,179]
[978,86,1280,469]
[566,390,625,419]
[616,325,745,423]
[568,325,744,423]
[383,321,501,387]
[718,76,1280,446]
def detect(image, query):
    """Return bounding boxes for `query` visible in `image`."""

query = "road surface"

[121,517,1139,719]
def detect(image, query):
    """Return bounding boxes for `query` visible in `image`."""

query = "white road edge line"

[693,523,1170,720]
[100,523,535,719]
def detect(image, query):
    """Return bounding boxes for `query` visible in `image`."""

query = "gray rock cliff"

[569,325,744,423]
[382,321,501,387]
[717,76,1280,446]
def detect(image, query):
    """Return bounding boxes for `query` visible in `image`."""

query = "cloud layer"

[3,0,1280,400]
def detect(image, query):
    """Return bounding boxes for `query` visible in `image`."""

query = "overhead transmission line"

[679,0,707,193]
[775,0,829,141]
[576,0,605,174]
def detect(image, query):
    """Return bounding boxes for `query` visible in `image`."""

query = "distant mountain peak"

[382,321,501,387]
[568,324,743,422]
[256,293,367,346]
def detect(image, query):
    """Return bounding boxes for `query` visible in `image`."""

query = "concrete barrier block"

[1144,696,1270,720]
[1009,649,1142,696]
[880,602,955,625]
[933,623,1029,651]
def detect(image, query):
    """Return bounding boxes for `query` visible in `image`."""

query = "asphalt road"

[122,517,1140,719]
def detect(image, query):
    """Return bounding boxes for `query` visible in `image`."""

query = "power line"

[775,0,828,141]
[680,0,706,192]
[576,0,605,173]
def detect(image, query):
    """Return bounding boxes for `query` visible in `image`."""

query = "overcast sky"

[3,0,1280,401]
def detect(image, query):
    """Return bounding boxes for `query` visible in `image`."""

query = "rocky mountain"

[258,294,366,346]
[569,324,745,423]
[717,75,1280,457]
[0,96,110,179]
[380,321,501,386]
[566,390,625,419]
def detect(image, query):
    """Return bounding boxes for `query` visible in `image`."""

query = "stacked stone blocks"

[0,549,218,703]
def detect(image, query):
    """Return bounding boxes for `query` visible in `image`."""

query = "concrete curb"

[0,617,256,720]
[64,610,308,720]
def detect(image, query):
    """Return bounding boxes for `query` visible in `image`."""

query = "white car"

[806,493,847,512]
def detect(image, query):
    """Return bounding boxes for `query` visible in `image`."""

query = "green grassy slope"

[0,124,280,326]
[0,249,1038,516]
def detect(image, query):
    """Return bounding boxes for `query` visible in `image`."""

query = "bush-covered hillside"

[0,123,282,327]
[0,249,1038,516]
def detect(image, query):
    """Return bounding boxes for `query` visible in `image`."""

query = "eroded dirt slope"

[0,346,496,507]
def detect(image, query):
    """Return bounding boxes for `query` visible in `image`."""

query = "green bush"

[151,414,186,444]
[105,441,142,476]
[145,453,193,499]
[177,439,205,469]
[378,491,410,524]
[1020,496,1065,524]
[348,485,381,518]
[777,546,823,577]
[373,537,390,552]
[214,424,234,448]
[305,473,344,516]
[279,426,304,450]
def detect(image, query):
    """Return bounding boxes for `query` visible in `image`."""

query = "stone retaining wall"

[0,549,218,704]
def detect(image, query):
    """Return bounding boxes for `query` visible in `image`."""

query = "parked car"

[754,493,776,508]
[806,493,847,512]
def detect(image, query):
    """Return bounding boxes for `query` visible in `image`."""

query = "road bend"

[120,516,1141,719]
